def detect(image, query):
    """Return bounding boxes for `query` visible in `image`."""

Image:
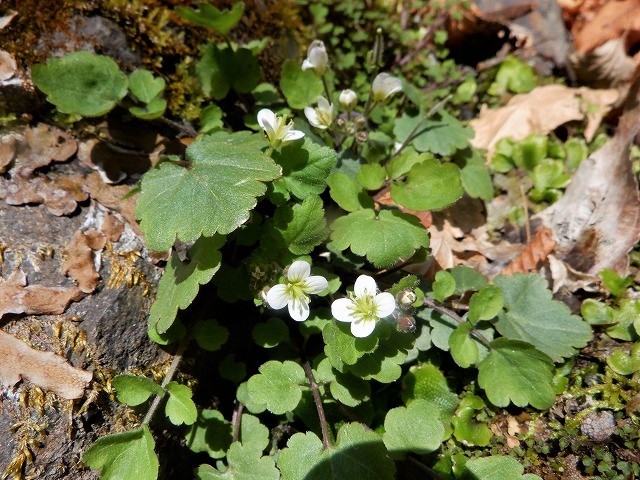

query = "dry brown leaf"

[0,133,18,173]
[501,226,556,275]
[0,329,91,399]
[0,49,17,81]
[101,211,125,242]
[0,11,17,31]
[570,38,639,88]
[0,271,83,318]
[470,85,618,153]
[572,0,640,53]
[536,72,640,275]
[62,230,105,294]
[83,172,141,236]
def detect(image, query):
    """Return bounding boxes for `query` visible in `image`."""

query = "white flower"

[339,89,358,110]
[304,96,335,130]
[266,260,328,322]
[331,275,396,338]
[371,73,403,102]
[301,40,329,76]
[257,108,305,147]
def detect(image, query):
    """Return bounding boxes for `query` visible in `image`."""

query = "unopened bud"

[339,89,358,110]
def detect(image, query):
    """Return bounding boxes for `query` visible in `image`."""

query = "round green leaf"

[165,381,198,426]
[449,322,479,368]
[252,317,290,348]
[128,69,165,103]
[32,51,128,117]
[383,399,445,456]
[246,361,306,415]
[112,374,164,407]
[280,59,323,109]
[432,270,455,302]
[468,285,504,323]
[193,319,229,351]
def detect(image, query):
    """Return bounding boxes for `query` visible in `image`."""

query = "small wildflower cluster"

[266,260,396,337]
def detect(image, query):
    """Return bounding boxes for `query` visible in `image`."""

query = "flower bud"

[371,72,403,102]
[301,40,329,76]
[397,289,417,307]
[304,96,335,130]
[339,89,358,110]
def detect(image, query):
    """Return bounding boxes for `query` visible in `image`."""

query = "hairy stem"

[142,338,189,426]
[422,297,492,347]
[231,402,244,443]
[303,361,332,449]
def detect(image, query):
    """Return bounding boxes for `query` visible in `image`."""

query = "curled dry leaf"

[470,85,618,154]
[83,172,141,236]
[501,226,556,275]
[570,38,639,88]
[62,230,106,294]
[571,0,640,53]
[101,211,125,243]
[536,73,640,275]
[0,329,91,399]
[0,271,83,319]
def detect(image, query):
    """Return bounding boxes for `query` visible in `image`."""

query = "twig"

[302,361,332,449]
[396,12,448,67]
[155,116,197,138]
[422,297,491,347]
[142,338,189,426]
[407,456,448,480]
[231,402,244,443]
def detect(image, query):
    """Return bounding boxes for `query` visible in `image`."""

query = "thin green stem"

[321,74,332,102]
[422,297,491,347]
[303,361,332,449]
[391,94,452,159]
[142,338,189,426]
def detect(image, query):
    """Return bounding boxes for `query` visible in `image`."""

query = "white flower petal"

[339,89,357,109]
[301,59,314,71]
[374,292,396,318]
[304,275,328,294]
[266,284,289,310]
[354,275,377,297]
[331,298,356,322]
[317,96,330,110]
[289,297,310,322]
[304,107,322,129]
[283,129,305,141]
[351,319,376,338]
[257,108,276,130]
[287,260,310,281]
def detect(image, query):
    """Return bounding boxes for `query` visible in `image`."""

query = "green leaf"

[383,400,445,456]
[185,409,232,459]
[196,44,260,99]
[356,164,386,190]
[494,274,592,361]
[200,104,224,134]
[272,139,338,200]
[128,69,165,104]
[468,285,503,323]
[329,371,371,406]
[280,60,323,109]
[252,317,290,348]
[165,381,198,426]
[239,414,270,453]
[32,51,128,117]
[391,158,464,211]
[452,395,492,447]
[489,56,536,95]
[449,266,488,293]
[129,97,167,120]
[401,364,459,418]
[459,153,494,201]
[196,442,279,480]
[177,2,244,35]
[137,131,280,251]
[477,339,555,409]
[393,111,474,156]
[421,309,493,359]
[606,343,640,375]
[83,426,158,480]
[112,375,164,406]
[274,196,326,255]
[193,319,229,351]
[323,321,378,369]
[329,208,430,268]
[606,299,640,341]
[148,236,224,333]
[246,360,306,415]
[449,322,479,368]
[600,268,633,298]
[433,271,456,302]
[277,423,395,480]
[386,149,432,180]
[580,299,614,326]
[512,135,547,170]
[461,455,540,480]
[327,172,374,212]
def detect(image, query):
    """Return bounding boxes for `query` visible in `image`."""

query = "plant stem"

[231,402,244,443]
[142,338,189,426]
[302,361,332,449]
[391,94,452,159]
[321,74,332,102]
[422,297,492,347]
[407,456,448,480]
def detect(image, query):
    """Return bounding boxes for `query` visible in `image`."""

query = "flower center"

[349,293,379,323]
[285,280,310,303]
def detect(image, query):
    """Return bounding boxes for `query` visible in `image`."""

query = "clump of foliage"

[22,1,640,479]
